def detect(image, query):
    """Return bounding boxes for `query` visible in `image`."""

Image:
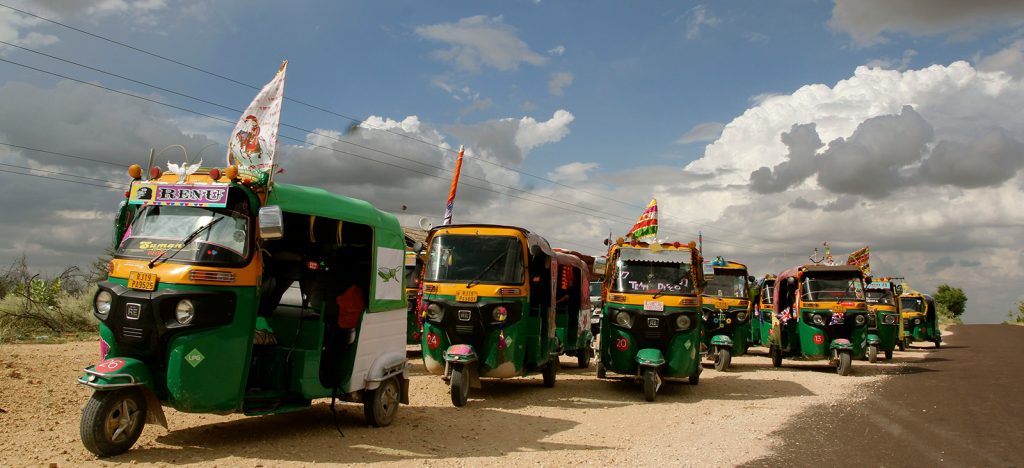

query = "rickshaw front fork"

[443,345,482,389]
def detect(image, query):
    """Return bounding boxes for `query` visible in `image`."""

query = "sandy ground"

[0,339,930,467]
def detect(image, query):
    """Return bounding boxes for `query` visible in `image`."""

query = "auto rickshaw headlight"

[493,306,508,322]
[675,314,692,329]
[175,299,195,325]
[736,311,748,322]
[914,318,921,325]
[854,314,866,325]
[426,303,443,321]
[812,314,826,326]
[94,291,112,318]
[614,310,632,328]
[883,314,897,325]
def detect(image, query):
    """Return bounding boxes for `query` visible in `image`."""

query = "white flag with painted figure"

[226,61,287,184]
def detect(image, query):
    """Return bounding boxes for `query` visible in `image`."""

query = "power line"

[0,167,118,189]
[0,2,800,253]
[0,162,119,185]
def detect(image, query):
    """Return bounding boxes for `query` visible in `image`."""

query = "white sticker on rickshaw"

[644,300,664,311]
[375,247,404,301]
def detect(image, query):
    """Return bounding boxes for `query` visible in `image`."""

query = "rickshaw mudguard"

[635,348,666,367]
[830,338,853,350]
[364,351,411,404]
[78,357,169,429]
[866,333,881,345]
[444,344,479,364]
[710,334,733,347]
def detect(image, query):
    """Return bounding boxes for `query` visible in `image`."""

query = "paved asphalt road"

[743,324,1024,467]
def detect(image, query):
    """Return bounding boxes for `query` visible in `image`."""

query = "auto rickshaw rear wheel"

[596,360,606,379]
[867,344,878,363]
[450,366,469,407]
[836,351,852,376]
[933,339,941,349]
[542,360,557,388]
[577,347,592,369]
[714,347,731,372]
[688,372,700,385]
[897,340,906,351]
[363,377,400,427]
[642,368,657,402]
[884,350,893,360]
[80,387,147,457]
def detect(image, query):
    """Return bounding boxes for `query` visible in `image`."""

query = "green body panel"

[555,305,592,354]
[99,323,119,359]
[599,304,702,378]
[793,312,867,360]
[702,317,749,356]
[406,304,420,345]
[749,313,761,346]
[910,323,939,341]
[420,295,551,377]
[874,312,899,352]
[709,334,733,346]
[84,357,155,388]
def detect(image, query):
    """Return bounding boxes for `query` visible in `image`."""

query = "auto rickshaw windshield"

[800,275,864,301]
[704,270,748,298]
[424,234,525,284]
[900,297,925,312]
[611,248,694,296]
[761,284,775,304]
[589,281,602,297]
[866,289,895,305]
[116,204,250,266]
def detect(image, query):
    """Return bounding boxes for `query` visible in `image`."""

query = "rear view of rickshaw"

[700,257,754,371]
[553,249,596,368]
[899,288,941,349]
[419,224,560,407]
[864,278,903,361]
[596,240,704,402]
[751,274,777,348]
[79,167,410,456]
[769,265,869,376]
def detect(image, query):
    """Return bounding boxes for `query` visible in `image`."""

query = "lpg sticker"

[615,337,629,352]
[184,348,205,368]
[95,358,126,373]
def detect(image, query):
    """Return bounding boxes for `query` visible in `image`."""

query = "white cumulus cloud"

[415,15,548,72]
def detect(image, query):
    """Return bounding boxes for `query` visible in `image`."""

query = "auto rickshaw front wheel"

[363,377,400,427]
[642,368,657,402]
[769,346,783,368]
[714,347,731,372]
[80,387,147,457]
[884,350,893,360]
[542,360,557,388]
[867,344,878,363]
[450,366,469,407]
[836,351,852,376]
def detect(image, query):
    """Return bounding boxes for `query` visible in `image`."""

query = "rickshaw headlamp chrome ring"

[812,314,826,326]
[675,314,692,329]
[94,290,112,318]
[175,299,195,325]
[426,303,443,321]
[614,310,632,328]
[736,311,748,322]
[854,314,866,325]
[914,318,921,325]
[883,314,897,325]
[492,306,508,322]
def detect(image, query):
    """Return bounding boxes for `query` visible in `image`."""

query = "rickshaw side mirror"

[412,241,425,254]
[748,275,755,283]
[530,244,544,258]
[258,205,285,240]
[895,285,904,295]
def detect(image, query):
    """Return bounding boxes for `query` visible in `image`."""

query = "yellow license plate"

[715,299,728,310]
[832,305,847,313]
[127,271,158,291]
[455,290,478,302]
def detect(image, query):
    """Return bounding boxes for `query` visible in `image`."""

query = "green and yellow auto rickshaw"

[751,274,776,349]
[700,257,754,372]
[770,265,869,376]
[419,224,560,407]
[899,287,941,349]
[864,278,903,361]
[404,249,424,345]
[596,239,704,402]
[79,165,411,456]
[553,249,596,368]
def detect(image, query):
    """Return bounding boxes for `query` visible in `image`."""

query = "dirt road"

[744,324,1024,467]
[1,338,930,467]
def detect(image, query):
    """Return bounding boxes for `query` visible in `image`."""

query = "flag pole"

[442,145,465,226]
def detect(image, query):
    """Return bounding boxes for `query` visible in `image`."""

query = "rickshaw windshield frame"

[866,289,895,305]
[611,248,695,296]
[115,203,252,268]
[703,269,749,298]
[424,234,526,285]
[799,274,865,302]
[900,297,925,312]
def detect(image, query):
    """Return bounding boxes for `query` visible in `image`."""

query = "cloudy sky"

[1,0,1022,323]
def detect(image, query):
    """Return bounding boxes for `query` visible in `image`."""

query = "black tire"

[363,377,400,427]
[642,368,657,402]
[596,360,606,379]
[884,350,893,360]
[714,347,731,372]
[577,347,591,369]
[450,366,469,407]
[770,346,783,368]
[542,360,557,388]
[688,366,701,385]
[837,351,853,376]
[868,344,878,363]
[934,340,941,349]
[897,339,906,351]
[80,388,147,457]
